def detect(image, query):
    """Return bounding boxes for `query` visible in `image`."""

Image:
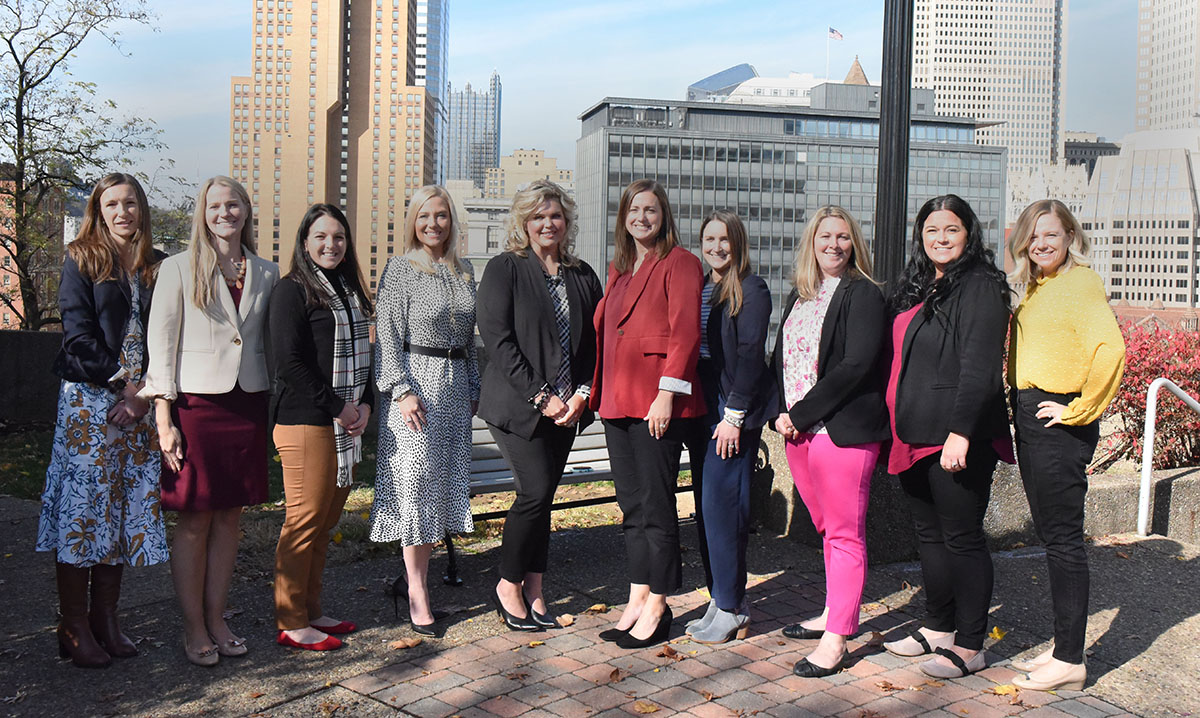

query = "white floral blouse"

[781,276,840,434]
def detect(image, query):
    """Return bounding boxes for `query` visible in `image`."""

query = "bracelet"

[722,408,746,428]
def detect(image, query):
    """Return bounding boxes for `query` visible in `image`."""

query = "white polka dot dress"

[370,256,480,546]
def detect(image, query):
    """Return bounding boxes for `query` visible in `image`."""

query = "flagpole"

[826,31,830,80]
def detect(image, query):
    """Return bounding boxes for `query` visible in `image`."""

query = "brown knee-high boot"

[55,562,111,668]
[90,564,137,658]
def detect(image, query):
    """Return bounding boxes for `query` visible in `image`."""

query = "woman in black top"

[882,195,1012,678]
[477,180,603,631]
[269,204,373,651]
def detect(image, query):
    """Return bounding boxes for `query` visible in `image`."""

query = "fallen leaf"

[656,645,684,661]
[632,700,660,714]
[700,690,719,701]
[355,586,368,592]
[858,710,885,718]
[901,581,914,591]
[558,613,575,627]
[959,709,970,715]
[865,631,886,647]
[388,638,423,650]
[875,680,901,693]
[360,511,370,520]
[248,692,265,699]
[988,626,1008,640]
[585,603,609,614]
[332,532,344,544]
[528,640,545,647]
[987,684,1020,697]
[1116,551,1131,560]
[505,672,529,681]
[924,680,945,687]
[609,668,625,683]
[777,640,786,646]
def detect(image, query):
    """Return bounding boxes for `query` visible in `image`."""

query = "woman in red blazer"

[590,179,705,649]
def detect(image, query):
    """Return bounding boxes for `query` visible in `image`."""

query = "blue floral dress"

[37,279,169,567]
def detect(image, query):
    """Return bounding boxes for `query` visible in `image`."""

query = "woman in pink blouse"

[770,206,889,677]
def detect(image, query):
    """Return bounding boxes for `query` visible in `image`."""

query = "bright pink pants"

[784,433,880,636]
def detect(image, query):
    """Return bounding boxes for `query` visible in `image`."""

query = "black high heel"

[524,596,561,629]
[615,607,673,649]
[386,574,409,619]
[494,594,540,632]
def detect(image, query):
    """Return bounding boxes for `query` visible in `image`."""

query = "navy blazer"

[476,251,603,440]
[53,251,165,385]
[701,273,775,431]
[771,276,890,446]
[893,266,1011,446]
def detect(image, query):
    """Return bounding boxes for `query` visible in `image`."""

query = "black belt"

[404,342,467,359]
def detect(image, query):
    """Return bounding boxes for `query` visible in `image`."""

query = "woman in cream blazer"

[143,176,278,666]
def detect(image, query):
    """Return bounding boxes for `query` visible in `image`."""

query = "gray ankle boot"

[690,607,750,644]
[685,599,718,635]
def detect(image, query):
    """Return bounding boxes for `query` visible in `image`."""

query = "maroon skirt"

[160,387,269,512]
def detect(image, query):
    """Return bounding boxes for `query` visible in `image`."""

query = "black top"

[701,273,776,431]
[53,250,166,385]
[893,266,1011,445]
[268,274,375,427]
[476,251,604,440]
[771,276,890,446]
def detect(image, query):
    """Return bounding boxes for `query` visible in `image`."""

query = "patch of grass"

[0,424,54,500]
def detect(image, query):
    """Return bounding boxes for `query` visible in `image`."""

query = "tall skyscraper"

[415,0,449,182]
[912,0,1068,177]
[447,72,501,190]
[229,0,435,292]
[1136,0,1200,130]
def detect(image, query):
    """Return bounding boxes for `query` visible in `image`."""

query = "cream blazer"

[143,251,279,400]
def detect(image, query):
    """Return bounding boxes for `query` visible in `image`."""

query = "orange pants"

[272,424,352,630]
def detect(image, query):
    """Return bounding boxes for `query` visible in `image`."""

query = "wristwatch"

[108,377,127,393]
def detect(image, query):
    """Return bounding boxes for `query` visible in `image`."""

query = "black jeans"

[489,418,577,583]
[899,442,998,650]
[1013,388,1099,664]
[605,417,690,595]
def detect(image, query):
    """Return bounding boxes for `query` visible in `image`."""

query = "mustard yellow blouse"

[1008,266,1126,426]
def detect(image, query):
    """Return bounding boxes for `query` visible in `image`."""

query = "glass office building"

[448,72,502,191]
[576,90,1006,328]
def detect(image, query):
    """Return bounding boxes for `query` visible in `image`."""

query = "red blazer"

[590,245,707,420]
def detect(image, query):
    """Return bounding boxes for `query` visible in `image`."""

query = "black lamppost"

[873,0,915,286]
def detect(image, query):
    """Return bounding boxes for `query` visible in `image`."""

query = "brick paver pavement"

[337,572,1134,717]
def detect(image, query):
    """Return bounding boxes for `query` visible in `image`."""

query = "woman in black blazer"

[770,206,888,678]
[476,180,603,631]
[37,173,167,668]
[682,210,773,645]
[882,194,1012,679]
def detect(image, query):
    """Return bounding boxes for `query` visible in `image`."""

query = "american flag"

[828,27,844,40]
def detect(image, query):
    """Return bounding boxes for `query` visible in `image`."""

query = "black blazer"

[702,273,775,431]
[893,266,1011,445]
[770,276,889,446]
[476,251,603,440]
[53,250,166,385]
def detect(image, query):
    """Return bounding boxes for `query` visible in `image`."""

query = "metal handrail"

[1138,377,1200,536]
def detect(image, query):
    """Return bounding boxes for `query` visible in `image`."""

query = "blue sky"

[70,0,1136,202]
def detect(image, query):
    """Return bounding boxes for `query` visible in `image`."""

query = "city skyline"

[68,0,1136,201]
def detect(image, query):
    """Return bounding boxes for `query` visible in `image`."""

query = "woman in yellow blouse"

[1006,199,1125,692]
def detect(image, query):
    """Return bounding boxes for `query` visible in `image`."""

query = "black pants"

[489,418,577,583]
[899,442,998,650]
[605,417,689,595]
[1013,388,1098,664]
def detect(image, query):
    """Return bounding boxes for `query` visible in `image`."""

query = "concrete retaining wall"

[0,331,62,426]
[750,430,1200,562]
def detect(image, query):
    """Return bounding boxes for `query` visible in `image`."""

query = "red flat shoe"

[276,631,342,651]
[314,620,357,635]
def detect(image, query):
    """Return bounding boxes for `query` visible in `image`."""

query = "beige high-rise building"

[229,0,435,292]
[483,149,573,199]
[1136,0,1200,130]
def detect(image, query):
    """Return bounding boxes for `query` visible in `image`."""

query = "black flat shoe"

[792,654,846,678]
[598,627,629,642]
[523,596,561,629]
[494,595,540,632]
[615,608,672,649]
[782,624,825,640]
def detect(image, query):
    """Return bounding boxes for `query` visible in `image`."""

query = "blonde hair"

[793,206,876,300]
[503,179,580,267]
[1008,199,1091,286]
[700,209,751,316]
[402,184,471,279]
[188,176,256,309]
[612,179,679,274]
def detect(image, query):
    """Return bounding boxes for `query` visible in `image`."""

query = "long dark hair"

[612,179,679,274]
[700,209,751,316]
[69,173,159,285]
[286,204,374,314]
[887,194,1009,317]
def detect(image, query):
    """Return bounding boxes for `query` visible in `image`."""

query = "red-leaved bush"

[1102,322,1200,470]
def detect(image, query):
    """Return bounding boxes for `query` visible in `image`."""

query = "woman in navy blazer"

[38,173,168,668]
[683,210,774,645]
[771,206,889,678]
[590,179,705,649]
[477,180,603,631]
